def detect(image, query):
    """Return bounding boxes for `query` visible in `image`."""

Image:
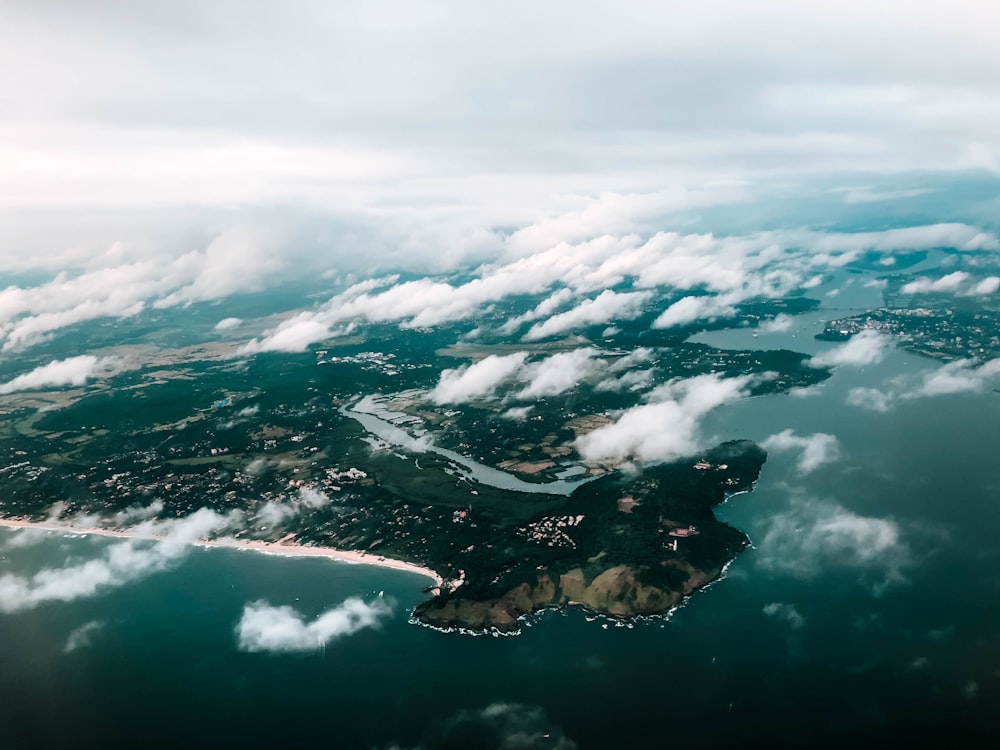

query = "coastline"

[0,517,443,587]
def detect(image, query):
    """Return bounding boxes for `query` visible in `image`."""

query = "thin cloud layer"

[762,602,806,630]
[755,496,909,590]
[235,597,393,653]
[0,509,242,613]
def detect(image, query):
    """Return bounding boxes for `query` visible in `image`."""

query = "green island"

[0,296,828,632]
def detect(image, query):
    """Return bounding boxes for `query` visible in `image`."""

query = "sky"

[0,0,999,274]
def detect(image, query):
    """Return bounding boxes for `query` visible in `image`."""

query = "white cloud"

[576,373,750,465]
[63,620,106,654]
[846,386,894,412]
[901,271,969,295]
[500,405,534,421]
[237,404,260,418]
[909,358,1000,397]
[0,227,281,351]
[517,348,603,399]
[808,329,891,368]
[298,487,331,509]
[0,355,117,394]
[256,500,297,528]
[762,602,805,630]
[971,276,1000,296]
[215,317,243,330]
[0,508,242,613]
[762,429,841,474]
[595,368,654,393]
[653,295,736,329]
[758,314,794,334]
[429,353,528,404]
[523,289,651,341]
[235,597,393,653]
[755,497,909,589]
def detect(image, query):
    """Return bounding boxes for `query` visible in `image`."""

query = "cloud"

[808,329,891,368]
[298,487,331,509]
[901,271,969,295]
[517,348,603,399]
[215,317,243,330]
[500,406,533,421]
[429,353,528,404]
[762,429,841,473]
[0,227,281,351]
[909,358,1000,397]
[846,386,894,412]
[595,368,654,393]
[435,703,578,750]
[762,602,805,630]
[758,314,794,333]
[653,295,736,329]
[576,373,750,465]
[0,527,50,551]
[755,497,909,589]
[111,499,165,527]
[235,597,393,653]
[0,508,242,613]
[254,485,331,529]
[63,620,106,654]
[256,500,298,528]
[0,355,117,394]
[522,289,651,341]
[971,276,1000,296]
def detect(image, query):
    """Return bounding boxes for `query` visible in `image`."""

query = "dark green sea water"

[3,281,1000,748]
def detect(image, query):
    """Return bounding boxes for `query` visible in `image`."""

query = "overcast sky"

[1,1,998,274]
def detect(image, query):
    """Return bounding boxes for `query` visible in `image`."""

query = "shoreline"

[0,517,443,587]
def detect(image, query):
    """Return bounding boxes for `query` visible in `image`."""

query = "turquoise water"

[4,310,1000,746]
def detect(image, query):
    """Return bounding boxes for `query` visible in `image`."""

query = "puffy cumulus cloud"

[652,295,735,329]
[0,527,50,551]
[808,330,891,368]
[762,602,805,630]
[500,406,533,421]
[971,276,1000,296]
[758,314,795,334]
[241,222,999,357]
[215,317,243,330]
[576,373,751,465]
[762,429,841,474]
[755,497,909,589]
[517,348,603,399]
[0,508,242,613]
[901,271,969,295]
[909,358,1000,397]
[0,355,117,394]
[0,227,283,352]
[522,289,652,341]
[235,597,393,653]
[595,368,654,393]
[498,288,574,335]
[63,620,106,654]
[429,353,528,404]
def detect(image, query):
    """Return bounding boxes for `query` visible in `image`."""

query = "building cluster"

[517,514,585,548]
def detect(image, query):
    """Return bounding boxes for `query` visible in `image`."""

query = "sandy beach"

[0,516,443,587]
